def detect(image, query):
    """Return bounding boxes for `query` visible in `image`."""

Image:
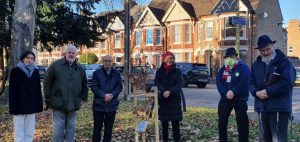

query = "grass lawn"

[0,93,299,142]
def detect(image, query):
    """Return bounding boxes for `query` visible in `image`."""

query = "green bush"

[78,52,99,64]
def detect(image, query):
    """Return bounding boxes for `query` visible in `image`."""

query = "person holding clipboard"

[249,35,296,142]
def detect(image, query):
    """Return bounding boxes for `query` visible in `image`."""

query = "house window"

[225,17,246,39]
[185,52,191,62]
[185,24,190,43]
[173,25,182,43]
[155,55,161,67]
[102,41,106,48]
[205,21,213,40]
[146,29,153,45]
[174,53,182,62]
[289,47,293,53]
[156,29,161,45]
[198,23,202,42]
[136,31,141,47]
[115,33,121,48]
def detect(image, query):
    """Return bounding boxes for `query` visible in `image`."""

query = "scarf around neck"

[222,60,239,80]
[163,63,174,74]
[17,61,36,78]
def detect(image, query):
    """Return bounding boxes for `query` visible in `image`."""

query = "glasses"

[103,60,112,63]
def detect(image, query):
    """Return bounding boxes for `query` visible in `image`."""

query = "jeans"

[161,121,181,142]
[258,112,290,142]
[92,110,117,142]
[218,99,249,142]
[52,109,77,142]
[13,114,35,142]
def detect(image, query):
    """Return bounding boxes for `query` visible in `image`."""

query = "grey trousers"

[53,109,77,142]
[258,112,291,142]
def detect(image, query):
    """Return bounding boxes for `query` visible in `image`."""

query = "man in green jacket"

[44,44,88,142]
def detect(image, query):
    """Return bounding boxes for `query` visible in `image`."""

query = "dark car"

[176,62,209,88]
[36,65,47,80]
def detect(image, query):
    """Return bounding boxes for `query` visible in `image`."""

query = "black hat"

[256,35,276,49]
[224,47,238,58]
[20,50,35,62]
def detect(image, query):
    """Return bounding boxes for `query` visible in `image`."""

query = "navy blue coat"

[249,49,296,112]
[155,64,183,121]
[91,68,123,112]
[9,67,43,115]
[216,61,250,101]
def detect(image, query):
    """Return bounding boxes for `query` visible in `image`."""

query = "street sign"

[232,16,246,26]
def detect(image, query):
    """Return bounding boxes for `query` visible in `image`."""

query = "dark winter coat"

[249,49,296,112]
[44,58,88,111]
[91,68,123,112]
[155,64,183,121]
[216,60,250,101]
[9,67,43,115]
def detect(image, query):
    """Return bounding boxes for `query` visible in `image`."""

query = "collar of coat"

[60,57,80,70]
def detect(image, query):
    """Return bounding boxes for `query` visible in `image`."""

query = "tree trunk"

[10,0,36,67]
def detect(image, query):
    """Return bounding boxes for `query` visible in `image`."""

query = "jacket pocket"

[50,89,64,108]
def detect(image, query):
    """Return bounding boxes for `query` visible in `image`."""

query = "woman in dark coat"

[9,50,43,142]
[155,51,183,142]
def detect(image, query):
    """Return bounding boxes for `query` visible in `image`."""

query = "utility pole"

[236,0,241,58]
[124,0,130,101]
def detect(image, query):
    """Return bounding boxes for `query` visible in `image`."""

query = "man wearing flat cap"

[216,47,250,142]
[249,35,296,141]
[44,44,88,141]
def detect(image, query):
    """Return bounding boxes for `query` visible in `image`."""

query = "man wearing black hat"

[216,47,250,142]
[249,35,296,141]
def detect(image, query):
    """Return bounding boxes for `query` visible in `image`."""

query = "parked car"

[296,67,300,86]
[36,65,47,80]
[80,63,102,87]
[176,62,209,88]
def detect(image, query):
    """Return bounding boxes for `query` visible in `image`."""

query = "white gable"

[107,16,124,31]
[162,0,191,22]
[135,7,160,27]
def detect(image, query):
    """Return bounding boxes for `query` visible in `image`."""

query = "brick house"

[36,0,286,76]
[287,19,300,58]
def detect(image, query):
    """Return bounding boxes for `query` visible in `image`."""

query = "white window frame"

[185,52,191,62]
[185,24,190,43]
[146,29,153,45]
[136,31,141,47]
[156,29,162,45]
[115,33,121,48]
[173,25,182,44]
[224,17,246,40]
[174,53,182,62]
[197,23,202,43]
[205,21,213,40]
[101,41,106,49]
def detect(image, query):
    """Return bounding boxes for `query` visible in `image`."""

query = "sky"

[93,0,300,25]
[279,0,300,25]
